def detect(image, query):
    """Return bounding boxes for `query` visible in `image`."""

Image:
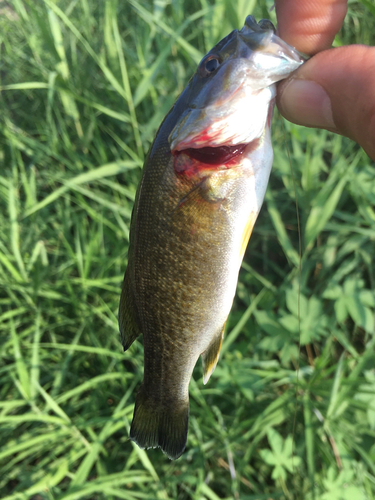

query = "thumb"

[276,45,375,160]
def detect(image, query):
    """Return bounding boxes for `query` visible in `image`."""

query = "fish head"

[169,16,304,162]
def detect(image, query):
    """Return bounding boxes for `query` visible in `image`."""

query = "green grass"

[1,0,375,498]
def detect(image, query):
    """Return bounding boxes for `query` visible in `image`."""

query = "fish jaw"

[169,83,276,152]
[169,16,303,156]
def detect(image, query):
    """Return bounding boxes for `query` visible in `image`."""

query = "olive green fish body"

[119,16,303,459]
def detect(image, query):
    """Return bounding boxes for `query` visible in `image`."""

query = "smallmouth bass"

[119,16,303,460]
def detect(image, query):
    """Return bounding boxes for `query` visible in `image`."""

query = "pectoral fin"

[201,323,226,385]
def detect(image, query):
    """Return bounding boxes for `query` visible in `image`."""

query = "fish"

[119,15,303,460]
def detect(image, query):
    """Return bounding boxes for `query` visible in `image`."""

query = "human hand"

[275,0,375,160]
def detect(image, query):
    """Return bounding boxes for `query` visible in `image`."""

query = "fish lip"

[238,29,304,67]
[270,36,306,65]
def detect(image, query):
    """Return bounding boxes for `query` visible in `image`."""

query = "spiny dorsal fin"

[201,323,226,385]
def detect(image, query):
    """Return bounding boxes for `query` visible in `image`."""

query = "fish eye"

[206,58,219,72]
[201,56,220,75]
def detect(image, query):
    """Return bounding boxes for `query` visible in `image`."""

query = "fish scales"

[119,16,304,460]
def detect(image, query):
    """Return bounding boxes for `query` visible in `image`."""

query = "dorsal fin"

[118,267,142,351]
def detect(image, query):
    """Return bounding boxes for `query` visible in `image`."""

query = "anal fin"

[201,323,226,385]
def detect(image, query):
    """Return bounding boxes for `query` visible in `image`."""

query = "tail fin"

[129,384,189,460]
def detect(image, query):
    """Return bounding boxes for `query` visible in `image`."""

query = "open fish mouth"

[174,143,247,166]
[172,139,263,177]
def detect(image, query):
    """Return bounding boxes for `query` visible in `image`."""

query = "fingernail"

[279,79,336,130]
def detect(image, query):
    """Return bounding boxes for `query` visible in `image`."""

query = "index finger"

[275,0,348,55]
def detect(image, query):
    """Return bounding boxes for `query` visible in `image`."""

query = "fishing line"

[280,117,302,468]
